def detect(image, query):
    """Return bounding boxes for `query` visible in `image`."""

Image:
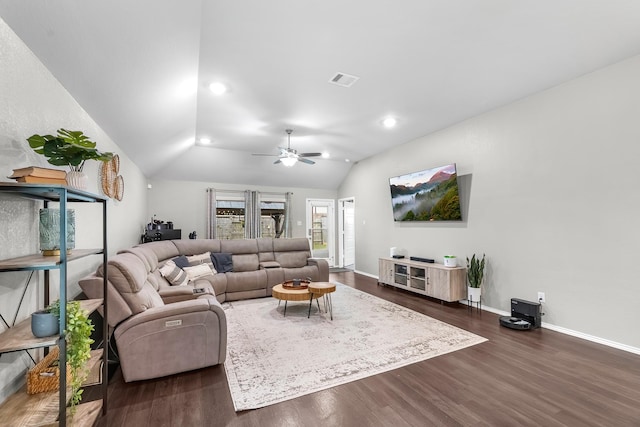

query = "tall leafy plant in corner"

[48,300,95,414]
[466,254,486,288]
[27,128,113,172]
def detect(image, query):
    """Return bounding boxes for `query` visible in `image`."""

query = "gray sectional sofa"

[79,237,329,382]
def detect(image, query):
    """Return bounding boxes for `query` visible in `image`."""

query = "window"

[215,199,245,240]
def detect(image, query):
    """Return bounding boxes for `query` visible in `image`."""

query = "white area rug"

[223,283,487,411]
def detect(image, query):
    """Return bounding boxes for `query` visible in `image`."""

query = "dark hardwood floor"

[92,272,640,427]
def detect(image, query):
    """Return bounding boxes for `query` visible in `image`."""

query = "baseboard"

[355,269,377,279]
[366,273,640,355]
[461,300,640,356]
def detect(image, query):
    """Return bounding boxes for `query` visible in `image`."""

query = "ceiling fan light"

[322,151,330,159]
[281,157,297,167]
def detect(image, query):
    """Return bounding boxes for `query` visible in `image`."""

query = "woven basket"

[26,346,71,395]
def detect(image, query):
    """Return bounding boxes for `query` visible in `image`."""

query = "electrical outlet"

[537,292,545,303]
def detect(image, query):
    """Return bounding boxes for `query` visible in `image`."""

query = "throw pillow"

[211,252,233,273]
[186,251,217,273]
[172,255,189,269]
[159,260,188,286]
[183,263,215,281]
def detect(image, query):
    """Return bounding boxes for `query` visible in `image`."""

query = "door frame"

[338,197,355,268]
[305,198,336,267]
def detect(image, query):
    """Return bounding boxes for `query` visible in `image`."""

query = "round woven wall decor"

[101,154,124,201]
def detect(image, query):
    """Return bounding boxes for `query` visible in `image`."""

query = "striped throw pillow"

[186,252,217,274]
[159,260,188,286]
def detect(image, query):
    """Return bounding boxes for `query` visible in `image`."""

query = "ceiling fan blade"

[298,152,322,157]
[273,159,282,164]
[252,153,279,157]
[298,157,315,165]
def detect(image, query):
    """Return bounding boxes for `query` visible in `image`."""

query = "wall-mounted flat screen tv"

[389,163,462,221]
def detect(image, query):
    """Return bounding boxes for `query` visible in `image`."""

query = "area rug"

[223,283,487,411]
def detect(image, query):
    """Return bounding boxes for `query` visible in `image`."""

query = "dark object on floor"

[500,298,542,330]
[189,231,197,239]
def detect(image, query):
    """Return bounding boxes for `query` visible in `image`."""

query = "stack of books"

[8,166,67,185]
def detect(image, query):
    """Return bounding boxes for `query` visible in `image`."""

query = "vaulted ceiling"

[2,1,640,189]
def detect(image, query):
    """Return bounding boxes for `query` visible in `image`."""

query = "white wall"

[0,16,148,401]
[147,179,337,240]
[339,55,640,350]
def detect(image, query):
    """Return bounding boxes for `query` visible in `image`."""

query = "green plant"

[47,300,95,413]
[466,253,486,288]
[27,129,113,172]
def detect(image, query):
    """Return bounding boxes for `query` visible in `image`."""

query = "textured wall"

[339,54,640,350]
[0,16,148,401]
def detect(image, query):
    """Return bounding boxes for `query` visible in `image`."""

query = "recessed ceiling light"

[322,152,330,159]
[199,137,211,145]
[382,117,397,128]
[209,82,227,95]
[177,78,197,96]
[345,158,351,163]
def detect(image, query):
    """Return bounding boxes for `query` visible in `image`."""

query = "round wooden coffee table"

[307,282,336,320]
[272,283,320,317]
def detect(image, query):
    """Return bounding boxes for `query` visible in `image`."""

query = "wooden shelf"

[0,383,102,427]
[0,249,104,272]
[0,299,103,354]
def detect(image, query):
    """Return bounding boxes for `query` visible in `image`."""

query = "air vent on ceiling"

[328,72,360,88]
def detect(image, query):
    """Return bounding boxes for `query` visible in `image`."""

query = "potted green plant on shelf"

[46,300,95,414]
[466,253,486,303]
[27,129,113,190]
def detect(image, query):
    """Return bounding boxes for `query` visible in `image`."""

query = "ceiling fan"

[252,129,322,166]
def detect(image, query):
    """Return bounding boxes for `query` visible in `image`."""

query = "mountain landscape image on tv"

[389,163,462,221]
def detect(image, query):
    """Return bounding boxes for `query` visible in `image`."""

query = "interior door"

[339,197,355,268]
[306,199,335,266]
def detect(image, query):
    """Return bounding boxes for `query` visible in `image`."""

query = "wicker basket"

[26,346,71,395]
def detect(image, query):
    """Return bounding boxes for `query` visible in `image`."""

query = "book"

[12,176,67,185]
[8,166,66,179]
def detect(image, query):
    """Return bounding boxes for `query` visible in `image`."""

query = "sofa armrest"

[158,285,214,304]
[307,257,329,281]
[115,298,225,336]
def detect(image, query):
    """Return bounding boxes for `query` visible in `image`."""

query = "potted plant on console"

[27,129,113,190]
[466,253,486,303]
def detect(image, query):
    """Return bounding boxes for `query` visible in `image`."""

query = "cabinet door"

[428,268,451,301]
[378,259,394,285]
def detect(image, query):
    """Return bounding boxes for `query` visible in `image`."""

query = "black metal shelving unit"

[0,183,108,426]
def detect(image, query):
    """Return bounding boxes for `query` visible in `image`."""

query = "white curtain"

[206,188,216,238]
[283,192,292,238]
[244,190,261,238]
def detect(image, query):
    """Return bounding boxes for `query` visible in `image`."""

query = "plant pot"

[467,286,481,303]
[443,256,457,267]
[65,170,88,190]
[39,208,75,256]
[31,311,59,338]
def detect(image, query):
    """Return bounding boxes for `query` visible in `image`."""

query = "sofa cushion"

[173,239,221,255]
[183,264,215,281]
[159,260,189,286]
[211,252,233,273]
[273,237,312,268]
[186,252,216,272]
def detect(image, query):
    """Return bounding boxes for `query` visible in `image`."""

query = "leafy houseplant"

[466,254,486,303]
[27,129,113,172]
[466,254,486,288]
[47,300,95,413]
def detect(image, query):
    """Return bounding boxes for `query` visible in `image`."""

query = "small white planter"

[443,256,457,267]
[467,286,481,303]
[66,170,88,190]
